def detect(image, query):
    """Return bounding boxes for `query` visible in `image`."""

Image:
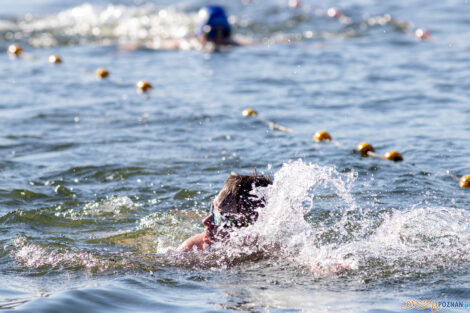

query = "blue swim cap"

[197,5,231,39]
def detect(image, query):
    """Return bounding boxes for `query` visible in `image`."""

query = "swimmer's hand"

[177,233,209,252]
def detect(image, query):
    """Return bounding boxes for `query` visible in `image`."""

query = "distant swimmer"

[178,174,272,252]
[129,5,248,52]
[196,5,238,46]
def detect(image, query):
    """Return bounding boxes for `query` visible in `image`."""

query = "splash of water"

[233,159,359,273]
[174,160,470,279]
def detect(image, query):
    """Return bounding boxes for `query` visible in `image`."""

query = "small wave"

[57,195,141,219]
[10,236,115,272]
[8,236,164,274]
[0,208,79,227]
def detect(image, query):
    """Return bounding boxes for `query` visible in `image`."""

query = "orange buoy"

[355,142,375,157]
[459,175,470,188]
[313,130,332,142]
[48,54,62,64]
[242,108,258,117]
[414,28,430,40]
[8,44,23,57]
[95,68,109,79]
[383,150,403,162]
[136,80,152,93]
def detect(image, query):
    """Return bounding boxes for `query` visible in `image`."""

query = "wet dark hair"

[218,174,272,226]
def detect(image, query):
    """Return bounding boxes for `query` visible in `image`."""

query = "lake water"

[1,0,469,312]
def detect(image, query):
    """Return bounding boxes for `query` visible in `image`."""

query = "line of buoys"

[242,108,294,133]
[242,108,407,163]
[354,142,403,161]
[5,43,467,187]
[7,44,154,94]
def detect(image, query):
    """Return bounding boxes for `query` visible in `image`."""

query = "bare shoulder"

[178,232,208,252]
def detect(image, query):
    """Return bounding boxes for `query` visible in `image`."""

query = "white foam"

[198,160,470,275]
[55,195,140,219]
[11,236,108,271]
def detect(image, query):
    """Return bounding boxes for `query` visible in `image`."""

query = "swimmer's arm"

[145,40,181,50]
[231,35,254,46]
[177,232,208,252]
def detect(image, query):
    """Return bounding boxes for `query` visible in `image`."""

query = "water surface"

[1,0,469,312]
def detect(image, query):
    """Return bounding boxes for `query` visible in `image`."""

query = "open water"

[1,0,469,312]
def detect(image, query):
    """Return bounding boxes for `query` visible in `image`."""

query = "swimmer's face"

[200,26,231,45]
[202,189,238,242]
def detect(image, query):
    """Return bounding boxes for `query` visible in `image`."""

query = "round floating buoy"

[459,175,470,188]
[415,28,430,40]
[355,142,375,157]
[136,80,152,93]
[95,68,109,79]
[313,130,332,142]
[383,150,403,162]
[327,7,342,18]
[242,108,258,117]
[8,44,23,57]
[48,54,62,64]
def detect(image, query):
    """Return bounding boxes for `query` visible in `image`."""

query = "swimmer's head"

[197,5,231,43]
[203,174,272,242]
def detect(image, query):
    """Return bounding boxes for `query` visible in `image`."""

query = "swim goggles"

[210,202,229,226]
[209,203,248,227]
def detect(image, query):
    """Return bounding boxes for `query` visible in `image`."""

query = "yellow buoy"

[459,175,470,188]
[383,150,403,162]
[95,68,109,79]
[313,130,332,142]
[7,44,23,57]
[48,54,62,64]
[242,108,258,117]
[136,80,152,93]
[355,142,375,157]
